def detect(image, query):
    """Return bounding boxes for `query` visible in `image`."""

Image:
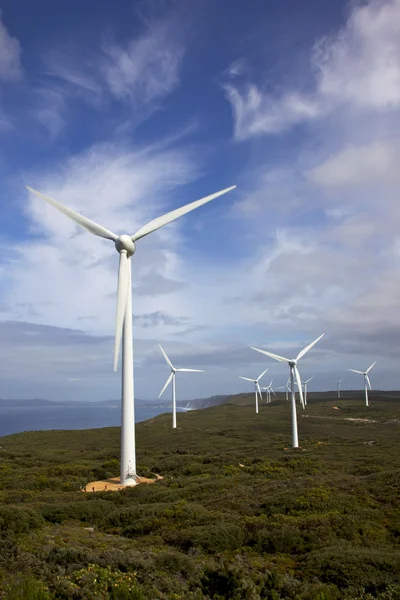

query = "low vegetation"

[0,391,400,598]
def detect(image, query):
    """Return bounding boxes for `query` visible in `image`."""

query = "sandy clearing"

[82,474,163,493]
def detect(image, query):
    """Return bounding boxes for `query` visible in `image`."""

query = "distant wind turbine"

[262,379,275,404]
[158,344,203,429]
[348,362,376,407]
[26,184,235,486]
[336,378,344,399]
[239,368,268,413]
[277,379,290,401]
[295,376,314,406]
[251,334,324,448]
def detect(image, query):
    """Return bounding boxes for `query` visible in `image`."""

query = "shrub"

[201,565,242,599]
[256,525,306,554]
[41,500,111,525]
[193,523,246,553]
[0,506,44,534]
[154,551,196,576]
[5,577,51,600]
[303,546,400,592]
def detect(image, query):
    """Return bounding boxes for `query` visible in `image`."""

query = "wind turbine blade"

[158,344,174,369]
[257,382,263,399]
[296,334,324,361]
[250,347,290,362]
[366,375,372,391]
[367,361,377,373]
[239,377,256,382]
[349,369,363,374]
[294,366,305,408]
[131,186,236,241]
[158,373,173,398]
[176,368,204,372]
[113,253,130,372]
[257,367,269,381]
[26,187,118,241]
[305,377,314,384]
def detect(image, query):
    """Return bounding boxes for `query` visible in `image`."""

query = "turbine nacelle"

[115,235,136,257]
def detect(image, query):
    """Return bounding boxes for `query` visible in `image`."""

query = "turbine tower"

[239,368,268,413]
[158,344,203,429]
[295,376,314,406]
[26,184,235,486]
[251,335,324,448]
[348,362,376,407]
[263,379,275,403]
[277,379,290,401]
[336,378,344,399]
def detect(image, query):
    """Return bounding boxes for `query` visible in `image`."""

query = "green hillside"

[0,393,400,599]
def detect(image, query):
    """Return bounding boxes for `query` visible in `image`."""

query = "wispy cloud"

[31,88,66,140]
[43,14,184,127]
[224,0,400,139]
[308,140,400,187]
[0,13,23,81]
[101,20,183,105]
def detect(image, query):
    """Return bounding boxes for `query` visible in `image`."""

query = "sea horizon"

[0,403,185,438]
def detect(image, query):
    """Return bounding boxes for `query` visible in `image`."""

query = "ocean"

[0,404,174,437]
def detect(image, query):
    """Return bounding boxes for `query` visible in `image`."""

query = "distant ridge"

[0,399,58,407]
[0,395,230,410]
[178,394,230,410]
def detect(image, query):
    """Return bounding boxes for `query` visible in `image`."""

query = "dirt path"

[301,415,377,423]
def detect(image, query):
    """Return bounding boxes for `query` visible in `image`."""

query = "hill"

[0,392,399,598]
[0,398,58,407]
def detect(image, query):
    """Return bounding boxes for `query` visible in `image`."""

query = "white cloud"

[315,0,400,110]
[308,140,400,187]
[102,21,183,105]
[44,16,184,119]
[225,0,400,139]
[224,84,320,139]
[0,13,23,81]
[31,88,66,139]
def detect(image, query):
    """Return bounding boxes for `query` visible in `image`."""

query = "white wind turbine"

[295,376,314,406]
[26,184,235,486]
[277,379,290,401]
[262,379,275,404]
[251,335,324,448]
[336,378,344,399]
[348,362,376,407]
[239,368,268,413]
[158,344,203,429]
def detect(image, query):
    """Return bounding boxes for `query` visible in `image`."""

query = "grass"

[0,392,399,598]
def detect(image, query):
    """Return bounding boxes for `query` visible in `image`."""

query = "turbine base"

[82,474,163,492]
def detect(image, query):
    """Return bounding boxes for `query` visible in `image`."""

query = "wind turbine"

[263,379,275,403]
[239,368,268,413]
[348,362,376,407]
[336,378,344,399]
[251,335,324,448]
[295,376,314,406]
[26,184,235,486]
[158,344,203,429]
[277,379,290,401]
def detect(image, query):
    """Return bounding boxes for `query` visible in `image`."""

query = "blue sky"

[0,0,400,401]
